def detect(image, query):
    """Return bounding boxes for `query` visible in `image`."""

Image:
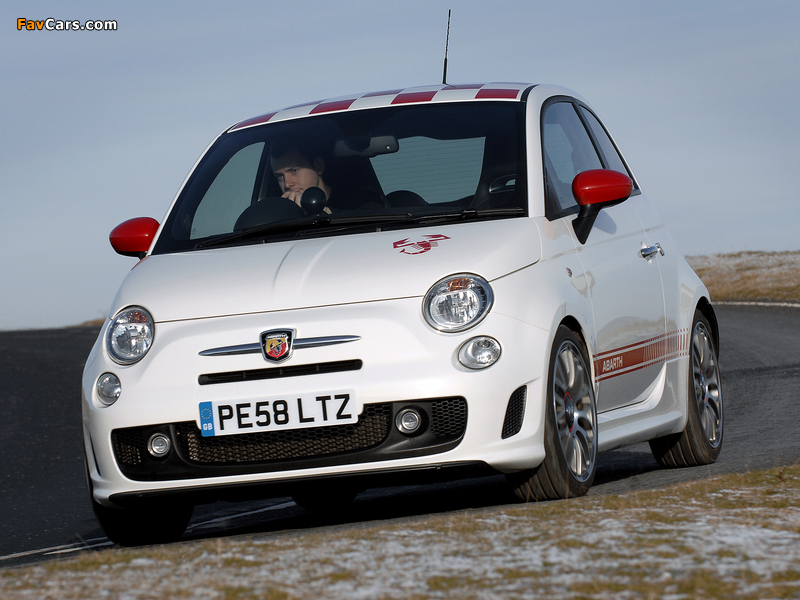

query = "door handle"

[640,243,664,259]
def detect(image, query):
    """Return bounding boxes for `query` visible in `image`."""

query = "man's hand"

[282,189,304,207]
[283,189,331,214]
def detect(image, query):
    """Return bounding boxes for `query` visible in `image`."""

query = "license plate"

[198,390,358,437]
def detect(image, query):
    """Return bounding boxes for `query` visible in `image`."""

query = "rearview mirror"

[571,170,633,244]
[333,135,399,158]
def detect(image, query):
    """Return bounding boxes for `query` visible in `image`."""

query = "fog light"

[96,373,122,406]
[147,433,171,457]
[458,336,502,370]
[396,408,422,435]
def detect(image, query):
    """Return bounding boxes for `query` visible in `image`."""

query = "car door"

[542,99,667,413]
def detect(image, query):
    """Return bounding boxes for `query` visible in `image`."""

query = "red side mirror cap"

[571,170,634,245]
[572,169,633,207]
[109,217,160,258]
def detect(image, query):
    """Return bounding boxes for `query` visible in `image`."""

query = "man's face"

[271,150,324,196]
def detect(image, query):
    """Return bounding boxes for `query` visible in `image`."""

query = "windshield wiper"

[195,212,416,249]
[413,206,525,224]
[195,206,525,249]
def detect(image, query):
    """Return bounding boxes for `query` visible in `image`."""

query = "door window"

[542,102,602,217]
[578,106,632,180]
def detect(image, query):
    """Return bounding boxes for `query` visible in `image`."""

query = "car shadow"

[180,474,516,543]
[79,446,667,550]
[180,447,664,545]
[591,444,663,491]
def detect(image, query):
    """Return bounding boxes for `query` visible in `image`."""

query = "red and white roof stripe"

[229,83,532,132]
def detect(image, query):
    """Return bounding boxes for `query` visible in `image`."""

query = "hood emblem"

[260,329,295,363]
[393,234,450,255]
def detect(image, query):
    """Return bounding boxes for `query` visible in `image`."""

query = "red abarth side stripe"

[594,329,689,382]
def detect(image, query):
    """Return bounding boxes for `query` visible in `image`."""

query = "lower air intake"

[501,386,527,439]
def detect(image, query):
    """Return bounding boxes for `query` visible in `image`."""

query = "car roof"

[228,83,536,132]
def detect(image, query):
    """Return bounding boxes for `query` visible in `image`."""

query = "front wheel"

[84,455,192,546]
[91,498,193,547]
[649,310,723,467]
[510,325,598,501]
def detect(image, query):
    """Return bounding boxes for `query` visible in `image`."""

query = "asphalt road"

[1,305,799,567]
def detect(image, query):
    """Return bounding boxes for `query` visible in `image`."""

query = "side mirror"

[571,169,633,244]
[109,217,160,258]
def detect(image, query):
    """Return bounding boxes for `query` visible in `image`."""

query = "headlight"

[423,274,493,332]
[106,306,155,365]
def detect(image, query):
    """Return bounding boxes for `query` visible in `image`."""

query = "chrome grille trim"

[200,335,360,357]
[199,343,260,356]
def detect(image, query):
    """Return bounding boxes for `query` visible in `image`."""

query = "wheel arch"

[557,313,593,373]
[559,314,588,346]
[695,296,720,356]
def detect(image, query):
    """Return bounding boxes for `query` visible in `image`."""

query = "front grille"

[111,397,468,481]
[501,386,527,439]
[176,403,391,464]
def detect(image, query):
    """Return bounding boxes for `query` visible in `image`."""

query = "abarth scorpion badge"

[260,329,295,363]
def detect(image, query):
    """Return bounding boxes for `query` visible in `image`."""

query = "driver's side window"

[542,102,602,218]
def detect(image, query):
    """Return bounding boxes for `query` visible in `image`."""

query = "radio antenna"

[442,10,451,85]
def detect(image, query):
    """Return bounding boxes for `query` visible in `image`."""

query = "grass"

[686,250,800,303]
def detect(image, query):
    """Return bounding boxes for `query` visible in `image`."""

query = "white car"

[82,83,723,545]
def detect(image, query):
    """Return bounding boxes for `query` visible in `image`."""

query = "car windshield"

[153,102,526,254]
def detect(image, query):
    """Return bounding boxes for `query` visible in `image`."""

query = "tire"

[91,499,193,547]
[649,310,723,467]
[85,458,192,546]
[510,325,598,501]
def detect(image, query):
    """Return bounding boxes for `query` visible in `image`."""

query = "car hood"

[109,219,542,322]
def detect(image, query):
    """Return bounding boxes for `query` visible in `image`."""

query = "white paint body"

[82,84,711,506]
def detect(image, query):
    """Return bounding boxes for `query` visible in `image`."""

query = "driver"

[269,142,332,211]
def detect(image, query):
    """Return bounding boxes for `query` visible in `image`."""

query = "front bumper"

[110,396,470,481]
[82,296,549,506]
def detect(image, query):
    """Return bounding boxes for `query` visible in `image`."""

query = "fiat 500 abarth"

[82,83,723,545]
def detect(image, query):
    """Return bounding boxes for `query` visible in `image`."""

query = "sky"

[1,0,798,330]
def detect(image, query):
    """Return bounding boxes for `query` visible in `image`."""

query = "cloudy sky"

[1,0,798,330]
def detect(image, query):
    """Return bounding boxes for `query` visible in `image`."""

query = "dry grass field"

[687,251,800,304]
